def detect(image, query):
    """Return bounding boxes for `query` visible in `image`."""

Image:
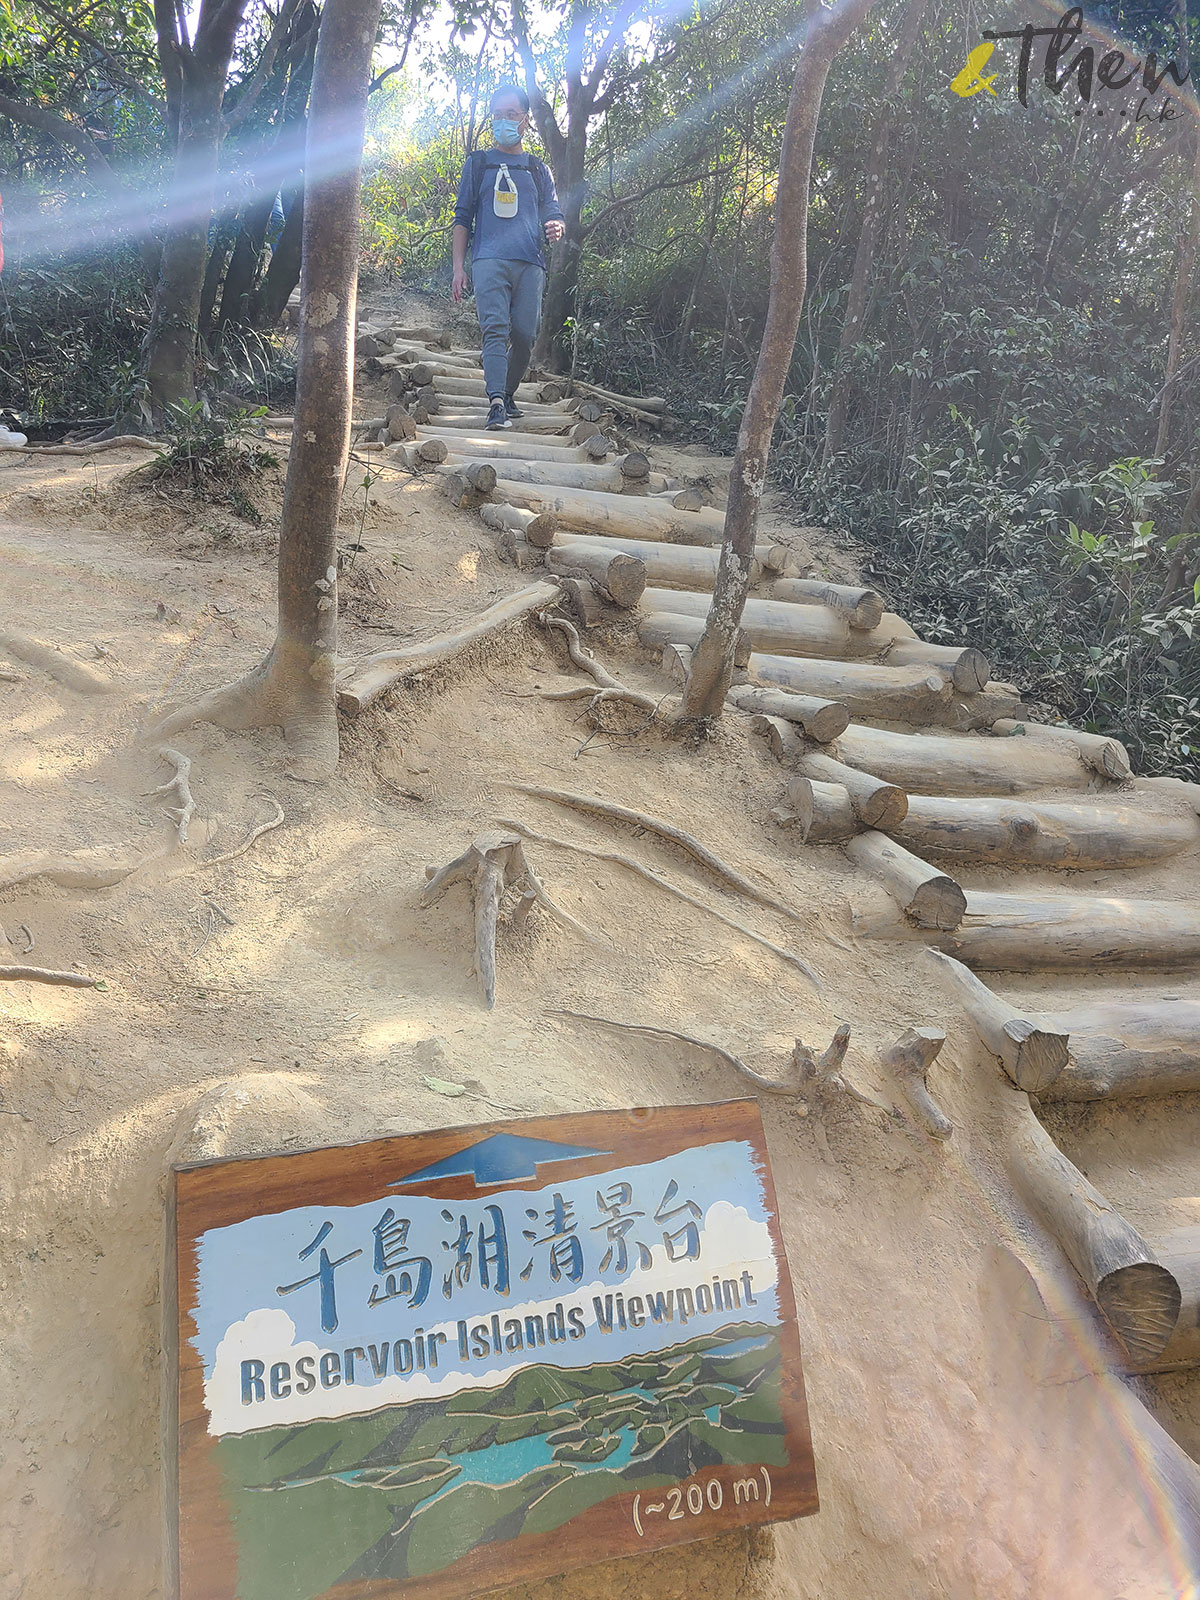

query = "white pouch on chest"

[492,163,518,219]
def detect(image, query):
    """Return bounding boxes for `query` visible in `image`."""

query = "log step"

[925,891,1200,970]
[890,794,1200,868]
[555,533,795,588]
[641,588,990,690]
[492,482,728,543]
[747,651,1025,731]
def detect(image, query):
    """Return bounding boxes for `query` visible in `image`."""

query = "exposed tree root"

[337,581,559,714]
[883,1026,952,1139]
[194,798,285,870]
[790,1025,900,1161]
[0,851,145,894]
[503,781,811,930]
[0,965,97,987]
[547,1007,769,1087]
[23,436,160,456]
[497,817,821,989]
[0,629,113,694]
[150,747,196,844]
[423,830,596,1009]
[539,615,664,728]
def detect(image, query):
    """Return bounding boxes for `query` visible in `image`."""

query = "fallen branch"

[194,798,285,870]
[497,817,820,988]
[502,782,810,929]
[337,581,559,713]
[882,1026,952,1139]
[150,747,195,844]
[0,965,97,987]
[423,830,594,1008]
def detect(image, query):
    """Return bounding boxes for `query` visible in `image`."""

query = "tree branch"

[508,0,566,163]
[585,0,645,99]
[0,92,120,183]
[578,162,714,239]
[224,0,304,127]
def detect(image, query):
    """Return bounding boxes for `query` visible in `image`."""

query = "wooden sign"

[168,1100,817,1600]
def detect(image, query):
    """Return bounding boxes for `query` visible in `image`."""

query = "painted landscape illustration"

[217,1321,786,1600]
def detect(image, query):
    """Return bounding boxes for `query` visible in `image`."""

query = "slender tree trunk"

[533,133,586,372]
[152,0,382,776]
[199,219,235,343]
[1155,124,1200,459]
[220,192,274,333]
[681,0,876,722]
[145,0,250,415]
[821,0,926,468]
[257,184,305,323]
[254,5,318,325]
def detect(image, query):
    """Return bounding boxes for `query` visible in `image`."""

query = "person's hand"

[544,220,565,243]
[451,267,467,303]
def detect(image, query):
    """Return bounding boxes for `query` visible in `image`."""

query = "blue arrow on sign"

[389,1132,610,1189]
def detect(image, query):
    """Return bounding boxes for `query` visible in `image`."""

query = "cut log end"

[1097,1262,1182,1365]
[954,647,991,695]
[1004,1019,1071,1094]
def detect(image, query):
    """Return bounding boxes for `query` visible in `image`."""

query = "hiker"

[451,85,565,431]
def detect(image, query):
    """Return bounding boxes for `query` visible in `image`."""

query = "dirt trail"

[3,290,1200,1599]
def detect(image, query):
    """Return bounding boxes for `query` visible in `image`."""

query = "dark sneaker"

[504,393,523,419]
[486,398,511,430]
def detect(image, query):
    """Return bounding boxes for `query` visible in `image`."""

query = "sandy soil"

[3,294,1200,1599]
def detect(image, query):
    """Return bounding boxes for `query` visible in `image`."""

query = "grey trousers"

[471,256,545,399]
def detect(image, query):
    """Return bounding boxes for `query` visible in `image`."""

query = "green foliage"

[144,401,274,523]
[0,248,151,422]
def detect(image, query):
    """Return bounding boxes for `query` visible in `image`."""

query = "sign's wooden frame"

[166,1099,817,1600]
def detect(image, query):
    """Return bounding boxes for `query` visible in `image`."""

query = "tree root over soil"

[0,629,113,694]
[423,830,597,1009]
[539,616,664,729]
[0,851,145,894]
[547,1011,890,1160]
[149,746,196,844]
[21,435,160,456]
[0,965,98,987]
[192,798,285,871]
[498,817,820,988]
[502,782,811,931]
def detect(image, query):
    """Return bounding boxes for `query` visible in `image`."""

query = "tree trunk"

[145,0,251,415]
[533,133,585,372]
[257,184,305,323]
[681,0,876,721]
[254,10,318,326]
[1155,138,1200,458]
[152,0,381,775]
[219,192,275,334]
[821,0,927,467]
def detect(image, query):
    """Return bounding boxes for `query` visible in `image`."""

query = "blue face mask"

[492,116,521,146]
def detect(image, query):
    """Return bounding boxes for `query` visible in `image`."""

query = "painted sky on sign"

[191,1141,782,1435]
